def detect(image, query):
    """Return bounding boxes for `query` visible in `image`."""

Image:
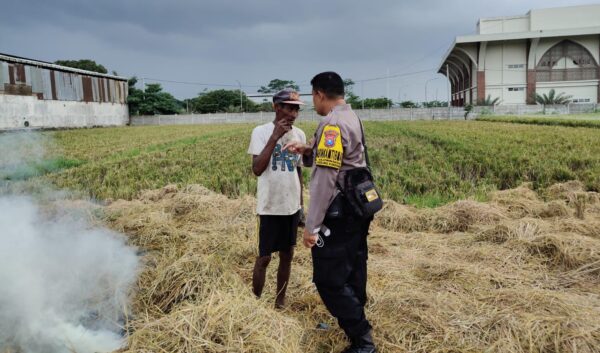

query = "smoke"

[0,130,48,183]
[0,131,139,353]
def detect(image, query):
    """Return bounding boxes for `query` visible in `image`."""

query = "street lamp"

[235,80,243,112]
[360,80,365,110]
[425,77,442,105]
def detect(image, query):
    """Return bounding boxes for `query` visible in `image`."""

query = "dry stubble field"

[8,119,600,352]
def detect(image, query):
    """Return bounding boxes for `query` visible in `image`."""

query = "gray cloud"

[0,0,593,100]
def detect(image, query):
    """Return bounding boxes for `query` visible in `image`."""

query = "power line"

[142,77,262,88]
[389,42,451,74]
[295,42,449,85]
[138,66,442,96]
[357,68,435,83]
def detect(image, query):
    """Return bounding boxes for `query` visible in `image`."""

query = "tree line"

[55,59,448,116]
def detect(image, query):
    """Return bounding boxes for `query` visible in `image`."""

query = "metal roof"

[0,52,128,81]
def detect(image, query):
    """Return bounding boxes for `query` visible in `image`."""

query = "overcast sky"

[0,0,594,101]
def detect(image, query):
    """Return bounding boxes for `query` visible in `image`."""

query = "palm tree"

[534,89,572,114]
[535,89,572,105]
[477,95,501,106]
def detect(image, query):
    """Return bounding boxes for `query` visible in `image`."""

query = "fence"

[471,103,599,116]
[132,107,469,126]
[131,104,600,126]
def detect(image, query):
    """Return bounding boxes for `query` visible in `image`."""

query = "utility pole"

[235,80,243,112]
[386,67,390,109]
[425,77,441,107]
[142,77,146,101]
[361,80,365,110]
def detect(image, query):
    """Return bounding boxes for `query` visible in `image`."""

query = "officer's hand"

[303,228,318,248]
[273,119,292,140]
[283,141,309,155]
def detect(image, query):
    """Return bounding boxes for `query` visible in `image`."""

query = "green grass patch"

[477,115,600,128]
[2,157,84,181]
[35,120,600,207]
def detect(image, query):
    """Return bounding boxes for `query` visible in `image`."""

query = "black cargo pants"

[311,208,372,339]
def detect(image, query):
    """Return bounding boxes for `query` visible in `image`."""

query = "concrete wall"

[479,16,530,34]
[481,36,600,104]
[503,42,527,84]
[132,104,600,127]
[132,108,469,126]
[537,81,598,103]
[0,94,129,130]
[478,5,600,35]
[472,103,599,115]
[530,5,600,31]
[484,41,527,104]
[485,43,504,87]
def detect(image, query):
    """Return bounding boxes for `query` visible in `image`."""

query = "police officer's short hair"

[311,72,345,98]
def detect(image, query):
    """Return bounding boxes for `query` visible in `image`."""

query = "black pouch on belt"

[344,167,383,218]
[344,114,383,219]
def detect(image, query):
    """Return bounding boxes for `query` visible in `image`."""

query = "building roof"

[437,25,600,73]
[457,26,600,45]
[0,52,128,81]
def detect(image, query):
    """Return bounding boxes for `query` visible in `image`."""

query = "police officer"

[284,72,376,353]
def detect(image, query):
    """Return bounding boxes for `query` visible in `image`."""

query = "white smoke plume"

[0,131,139,353]
[0,130,48,183]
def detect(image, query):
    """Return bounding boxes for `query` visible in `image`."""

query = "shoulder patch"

[316,125,343,169]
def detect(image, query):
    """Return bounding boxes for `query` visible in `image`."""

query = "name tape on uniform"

[316,125,343,170]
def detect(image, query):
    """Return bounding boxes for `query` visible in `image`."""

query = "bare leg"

[252,255,271,298]
[275,247,294,309]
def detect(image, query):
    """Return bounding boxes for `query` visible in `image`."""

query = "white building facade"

[439,5,600,106]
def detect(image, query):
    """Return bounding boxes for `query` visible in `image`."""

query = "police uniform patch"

[324,130,338,147]
[316,125,343,169]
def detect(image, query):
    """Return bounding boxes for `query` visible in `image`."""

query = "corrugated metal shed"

[0,53,127,104]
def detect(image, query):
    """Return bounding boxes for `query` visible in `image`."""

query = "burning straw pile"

[105,181,600,353]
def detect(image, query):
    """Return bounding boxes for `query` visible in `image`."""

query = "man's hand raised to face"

[272,118,292,141]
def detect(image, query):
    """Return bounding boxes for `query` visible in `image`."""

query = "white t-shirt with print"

[247,122,306,215]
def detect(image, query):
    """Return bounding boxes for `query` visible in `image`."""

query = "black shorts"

[257,211,300,257]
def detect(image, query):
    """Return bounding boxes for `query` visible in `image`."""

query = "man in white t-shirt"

[247,88,306,309]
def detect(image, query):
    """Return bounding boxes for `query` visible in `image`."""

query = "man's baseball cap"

[273,88,305,105]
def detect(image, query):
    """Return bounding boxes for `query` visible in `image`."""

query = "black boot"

[341,331,377,353]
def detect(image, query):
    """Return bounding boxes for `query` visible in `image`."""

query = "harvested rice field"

[104,180,600,353]
[42,120,600,207]
[3,120,600,352]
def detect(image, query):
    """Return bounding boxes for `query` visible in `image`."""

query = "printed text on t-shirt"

[272,144,300,172]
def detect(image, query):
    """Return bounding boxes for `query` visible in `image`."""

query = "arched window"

[536,40,598,82]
